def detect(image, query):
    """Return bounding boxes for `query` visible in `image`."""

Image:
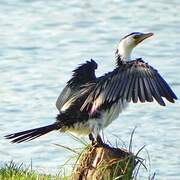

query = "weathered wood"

[71,144,137,180]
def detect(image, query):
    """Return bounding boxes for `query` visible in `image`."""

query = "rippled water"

[0,0,180,179]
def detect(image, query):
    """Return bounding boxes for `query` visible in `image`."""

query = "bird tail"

[5,123,60,143]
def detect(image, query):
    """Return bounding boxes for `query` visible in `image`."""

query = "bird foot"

[89,134,110,148]
[94,135,110,148]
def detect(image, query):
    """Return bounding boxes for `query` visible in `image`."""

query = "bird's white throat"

[117,40,134,61]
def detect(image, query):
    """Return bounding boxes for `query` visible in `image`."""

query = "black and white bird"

[5,32,177,144]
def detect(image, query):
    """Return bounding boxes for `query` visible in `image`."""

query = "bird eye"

[133,35,139,39]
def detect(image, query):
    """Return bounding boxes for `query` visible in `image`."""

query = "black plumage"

[56,59,97,111]
[5,123,59,143]
[81,59,177,114]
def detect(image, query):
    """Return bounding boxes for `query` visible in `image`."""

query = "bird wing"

[56,59,97,111]
[81,59,177,114]
[56,85,73,111]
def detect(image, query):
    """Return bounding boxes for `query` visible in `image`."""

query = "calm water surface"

[0,0,180,179]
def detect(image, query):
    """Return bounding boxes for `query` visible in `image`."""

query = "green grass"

[0,161,69,180]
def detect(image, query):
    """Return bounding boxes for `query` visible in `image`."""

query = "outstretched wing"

[56,59,97,111]
[81,59,177,113]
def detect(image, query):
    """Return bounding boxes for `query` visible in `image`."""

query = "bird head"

[116,32,153,61]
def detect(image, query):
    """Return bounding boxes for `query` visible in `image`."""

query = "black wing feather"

[127,75,136,102]
[56,59,97,111]
[142,77,153,102]
[122,70,132,100]
[133,77,139,103]
[139,77,146,102]
[156,73,177,101]
[111,70,125,100]
[150,77,165,106]
[81,59,177,113]
[119,68,130,98]
[106,75,117,101]
[112,74,125,101]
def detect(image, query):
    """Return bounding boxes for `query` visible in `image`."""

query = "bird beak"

[136,32,154,44]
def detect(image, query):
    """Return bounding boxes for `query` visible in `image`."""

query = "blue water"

[0,0,180,179]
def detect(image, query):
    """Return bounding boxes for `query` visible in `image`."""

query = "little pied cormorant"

[5,32,177,144]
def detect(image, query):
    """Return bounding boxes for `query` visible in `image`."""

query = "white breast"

[61,99,128,137]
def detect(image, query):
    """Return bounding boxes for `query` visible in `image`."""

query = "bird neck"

[115,41,133,66]
[115,50,132,66]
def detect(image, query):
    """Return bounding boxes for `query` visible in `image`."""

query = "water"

[0,0,180,179]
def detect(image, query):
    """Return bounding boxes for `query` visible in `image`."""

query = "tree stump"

[71,144,137,180]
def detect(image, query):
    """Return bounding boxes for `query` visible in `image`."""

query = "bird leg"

[89,133,95,145]
[96,134,104,145]
[89,134,105,146]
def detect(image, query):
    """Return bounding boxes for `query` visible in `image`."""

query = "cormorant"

[5,32,177,144]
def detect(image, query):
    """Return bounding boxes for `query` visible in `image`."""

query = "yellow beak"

[136,32,154,44]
